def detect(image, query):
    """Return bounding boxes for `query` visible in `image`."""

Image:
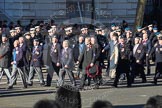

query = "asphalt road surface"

[0,65,162,108]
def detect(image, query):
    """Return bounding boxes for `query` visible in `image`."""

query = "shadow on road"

[115,104,144,108]
[0,89,56,98]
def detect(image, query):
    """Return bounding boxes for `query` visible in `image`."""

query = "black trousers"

[145,56,150,75]
[46,62,60,86]
[154,62,162,80]
[113,60,131,86]
[131,62,146,83]
[80,69,98,88]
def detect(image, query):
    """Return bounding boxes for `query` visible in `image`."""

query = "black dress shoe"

[28,83,33,86]
[142,80,147,83]
[44,85,51,87]
[127,85,132,87]
[72,83,76,87]
[131,79,135,83]
[40,83,45,86]
[78,86,84,90]
[111,84,117,88]
[93,85,99,89]
[23,85,27,88]
[13,82,17,85]
[154,78,157,85]
[7,86,13,89]
[55,85,60,88]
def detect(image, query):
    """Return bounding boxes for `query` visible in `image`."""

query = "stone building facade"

[0,0,138,26]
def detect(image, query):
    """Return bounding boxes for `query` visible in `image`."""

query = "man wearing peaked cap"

[35,25,44,45]
[65,27,72,32]
[81,27,89,38]
[35,26,40,29]
[95,28,99,32]
[81,27,88,30]
[10,29,16,33]
[15,26,20,30]
[10,29,16,36]
[62,26,76,48]
[9,29,18,50]
[30,28,35,31]
[24,32,30,36]
[148,24,153,27]
[51,25,56,28]
[35,26,40,33]
[81,27,87,31]
[15,26,23,39]
[95,28,102,34]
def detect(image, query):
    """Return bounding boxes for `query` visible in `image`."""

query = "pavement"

[0,65,162,108]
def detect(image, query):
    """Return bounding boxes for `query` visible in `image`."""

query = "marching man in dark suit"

[8,40,27,89]
[90,36,101,87]
[78,37,97,90]
[58,40,76,86]
[45,36,61,87]
[113,37,132,87]
[28,39,45,86]
[19,37,29,81]
[131,37,147,83]
[0,34,11,86]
